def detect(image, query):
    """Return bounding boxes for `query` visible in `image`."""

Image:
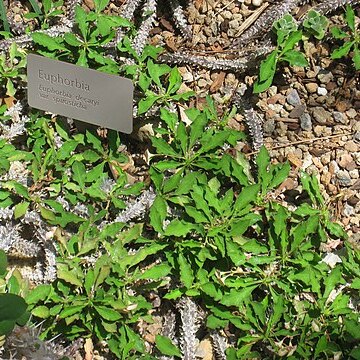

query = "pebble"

[312,107,332,124]
[321,172,332,185]
[339,154,356,170]
[328,184,337,194]
[335,101,349,112]
[276,122,288,137]
[210,22,219,35]
[267,94,285,105]
[317,71,333,84]
[345,141,359,152]
[329,160,340,174]
[343,203,355,217]
[321,153,331,165]
[263,119,276,135]
[268,86,278,97]
[333,111,347,124]
[349,169,359,179]
[346,108,357,119]
[336,170,352,186]
[306,164,319,175]
[198,79,208,88]
[286,89,301,106]
[354,131,360,141]
[222,10,233,19]
[252,0,264,6]
[353,153,360,165]
[300,112,312,131]
[306,83,318,93]
[302,153,313,169]
[228,19,239,30]
[317,87,327,96]
[314,125,327,136]
[289,104,306,118]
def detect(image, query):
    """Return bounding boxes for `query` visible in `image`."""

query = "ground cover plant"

[0,0,359,359]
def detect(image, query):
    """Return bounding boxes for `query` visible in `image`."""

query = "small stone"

[302,153,313,169]
[265,109,277,119]
[316,96,327,104]
[276,122,288,137]
[306,164,319,175]
[321,153,331,165]
[286,89,301,106]
[317,87,327,96]
[348,195,360,205]
[326,82,337,91]
[346,108,357,119]
[263,119,276,134]
[300,112,312,131]
[267,94,285,105]
[198,79,208,88]
[317,71,333,84]
[349,169,359,179]
[339,154,356,170]
[268,86,277,97]
[336,170,352,186]
[333,111,347,124]
[305,83,318,93]
[321,172,332,185]
[343,203,355,217]
[289,104,306,118]
[313,156,323,169]
[345,141,358,152]
[222,10,233,19]
[287,152,303,168]
[307,67,320,78]
[329,160,339,174]
[312,107,332,124]
[354,131,360,141]
[252,0,264,6]
[335,101,349,112]
[327,184,337,194]
[314,125,327,136]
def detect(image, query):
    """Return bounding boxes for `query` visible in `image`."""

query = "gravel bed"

[1,0,359,358]
[145,0,360,246]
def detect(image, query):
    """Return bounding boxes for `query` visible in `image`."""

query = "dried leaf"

[210,71,226,93]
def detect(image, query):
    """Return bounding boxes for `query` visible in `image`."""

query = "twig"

[245,132,354,156]
[232,2,269,38]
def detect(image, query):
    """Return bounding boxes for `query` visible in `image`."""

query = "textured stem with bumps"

[132,0,158,55]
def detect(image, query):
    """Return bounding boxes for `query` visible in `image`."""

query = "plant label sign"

[27,54,134,133]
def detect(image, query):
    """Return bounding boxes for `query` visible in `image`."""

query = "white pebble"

[317,87,327,96]
[252,0,264,6]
